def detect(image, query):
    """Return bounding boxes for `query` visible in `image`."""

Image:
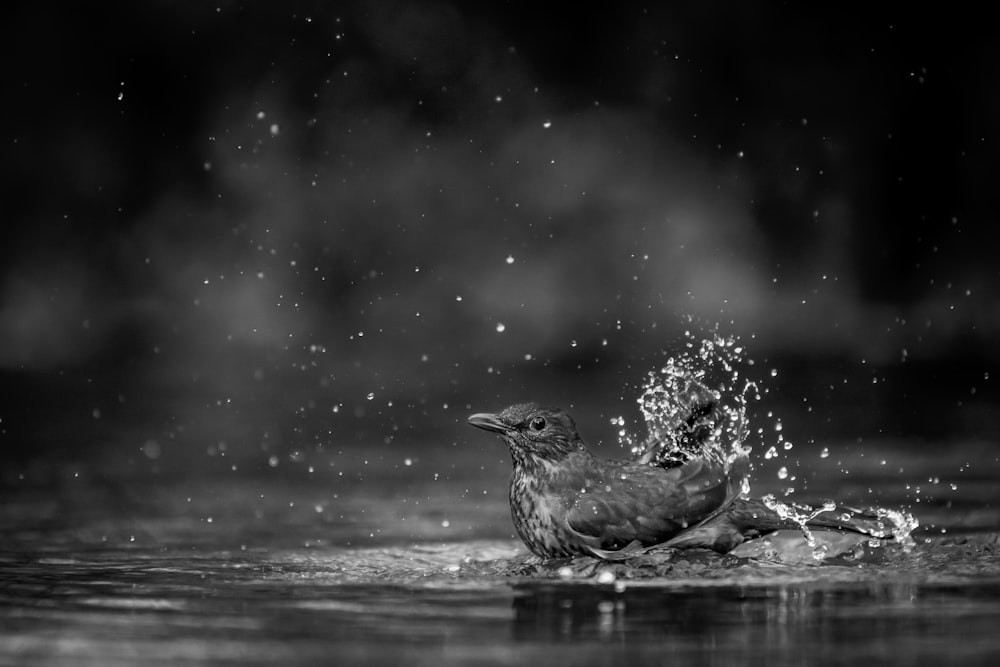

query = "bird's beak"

[468,412,509,434]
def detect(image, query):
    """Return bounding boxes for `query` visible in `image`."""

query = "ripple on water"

[262,531,1000,590]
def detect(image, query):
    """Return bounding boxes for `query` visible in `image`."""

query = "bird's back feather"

[551,455,734,554]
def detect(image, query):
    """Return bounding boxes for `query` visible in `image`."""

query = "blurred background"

[2,2,997,499]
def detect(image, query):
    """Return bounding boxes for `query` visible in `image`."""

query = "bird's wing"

[563,457,732,550]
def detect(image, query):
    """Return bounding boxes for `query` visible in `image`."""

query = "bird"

[468,402,882,559]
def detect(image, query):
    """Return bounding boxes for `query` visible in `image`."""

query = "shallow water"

[5,539,1000,666]
[2,439,1000,666]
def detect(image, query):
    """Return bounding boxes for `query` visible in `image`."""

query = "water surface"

[2,439,999,666]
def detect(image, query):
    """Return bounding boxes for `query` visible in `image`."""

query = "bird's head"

[468,403,586,463]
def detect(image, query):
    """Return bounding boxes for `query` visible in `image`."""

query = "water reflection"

[510,580,1000,659]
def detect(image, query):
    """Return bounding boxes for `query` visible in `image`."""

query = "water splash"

[619,330,918,559]
[618,332,754,496]
[865,506,920,545]
[758,495,919,561]
[762,494,838,561]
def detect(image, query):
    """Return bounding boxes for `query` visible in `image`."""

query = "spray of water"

[617,330,918,560]
[762,494,839,560]
[614,331,754,504]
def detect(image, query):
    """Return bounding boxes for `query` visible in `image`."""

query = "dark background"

[2,2,997,487]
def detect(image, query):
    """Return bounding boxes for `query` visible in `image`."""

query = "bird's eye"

[529,417,546,431]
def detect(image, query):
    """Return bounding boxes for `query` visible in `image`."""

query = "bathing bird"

[468,402,877,559]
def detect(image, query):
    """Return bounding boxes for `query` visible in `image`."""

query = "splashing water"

[761,495,920,560]
[859,506,921,545]
[617,331,918,558]
[762,494,838,560]
[617,332,754,497]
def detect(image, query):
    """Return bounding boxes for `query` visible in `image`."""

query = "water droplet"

[268,456,279,467]
[496,323,506,333]
[142,440,161,460]
[505,255,515,264]
[777,466,789,480]
[596,570,616,584]
[820,447,829,458]
[366,392,375,400]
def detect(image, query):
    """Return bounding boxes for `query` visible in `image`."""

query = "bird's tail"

[663,497,911,553]
[726,497,905,538]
